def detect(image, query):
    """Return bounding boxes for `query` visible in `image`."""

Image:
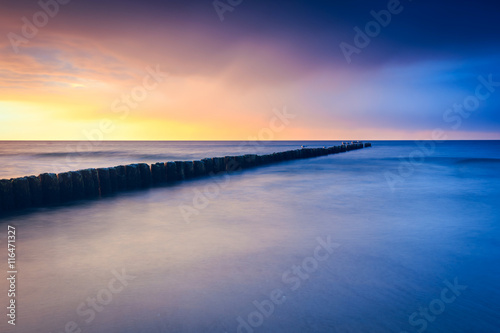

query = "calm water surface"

[0,141,499,333]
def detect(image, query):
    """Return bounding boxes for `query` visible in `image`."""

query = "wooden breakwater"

[0,142,371,215]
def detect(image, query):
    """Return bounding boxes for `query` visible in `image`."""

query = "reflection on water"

[0,141,499,332]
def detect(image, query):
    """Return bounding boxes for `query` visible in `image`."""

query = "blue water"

[0,141,499,333]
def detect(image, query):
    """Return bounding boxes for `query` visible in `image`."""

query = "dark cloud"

[5,0,500,67]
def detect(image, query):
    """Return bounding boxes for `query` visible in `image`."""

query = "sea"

[0,140,499,333]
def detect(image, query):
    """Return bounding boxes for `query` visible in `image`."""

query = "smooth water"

[1,141,499,333]
[0,141,332,179]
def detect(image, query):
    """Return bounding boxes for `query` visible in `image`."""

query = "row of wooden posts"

[0,142,371,214]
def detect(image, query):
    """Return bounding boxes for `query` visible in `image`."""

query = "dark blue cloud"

[8,0,500,66]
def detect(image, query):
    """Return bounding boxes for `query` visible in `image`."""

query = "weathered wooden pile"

[0,142,371,214]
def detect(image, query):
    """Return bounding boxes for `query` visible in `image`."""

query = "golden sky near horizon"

[1,1,499,141]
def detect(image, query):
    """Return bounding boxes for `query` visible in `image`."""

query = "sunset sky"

[1,0,499,140]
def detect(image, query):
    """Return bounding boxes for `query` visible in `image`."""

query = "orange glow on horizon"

[1,8,498,141]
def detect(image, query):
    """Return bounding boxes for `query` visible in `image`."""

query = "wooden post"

[58,172,74,202]
[174,161,185,180]
[97,168,112,196]
[108,167,118,193]
[39,173,60,205]
[138,163,152,188]
[0,179,15,213]
[193,160,206,177]
[79,169,99,198]
[114,166,127,191]
[27,175,43,207]
[12,177,31,210]
[166,162,178,182]
[71,171,86,200]
[125,164,141,190]
[202,158,214,174]
[184,161,195,179]
[151,162,167,184]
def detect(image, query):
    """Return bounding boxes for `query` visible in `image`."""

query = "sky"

[1,0,499,140]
